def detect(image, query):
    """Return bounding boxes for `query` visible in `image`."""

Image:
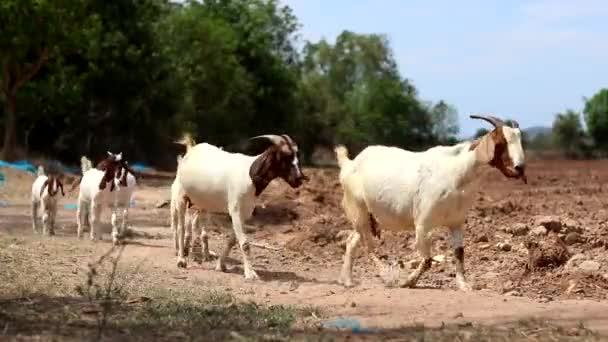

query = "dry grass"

[0,235,602,341]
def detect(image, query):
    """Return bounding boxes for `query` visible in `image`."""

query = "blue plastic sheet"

[130,163,150,172]
[0,160,37,174]
[64,203,78,210]
[322,318,372,333]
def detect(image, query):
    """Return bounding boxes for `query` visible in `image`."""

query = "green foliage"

[583,88,608,149]
[474,128,489,139]
[553,110,585,158]
[1,0,460,165]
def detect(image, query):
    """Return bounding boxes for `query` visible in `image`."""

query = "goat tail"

[175,132,196,151]
[37,165,45,177]
[334,145,351,169]
[80,156,92,173]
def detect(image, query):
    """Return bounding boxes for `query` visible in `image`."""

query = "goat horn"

[280,134,296,147]
[510,119,520,128]
[250,134,285,146]
[470,114,505,128]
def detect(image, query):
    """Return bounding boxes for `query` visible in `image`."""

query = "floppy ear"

[473,132,496,164]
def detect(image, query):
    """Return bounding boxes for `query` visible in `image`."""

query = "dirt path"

[2,160,608,338]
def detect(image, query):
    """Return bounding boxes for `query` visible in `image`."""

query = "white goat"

[334,115,527,290]
[71,152,136,244]
[31,166,65,235]
[172,133,306,279]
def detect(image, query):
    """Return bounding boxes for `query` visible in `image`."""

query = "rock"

[565,253,586,271]
[507,223,529,236]
[578,260,601,273]
[474,234,489,243]
[479,244,491,250]
[525,236,571,270]
[530,226,548,236]
[564,232,582,245]
[534,216,562,232]
[504,290,522,297]
[562,218,583,234]
[432,255,446,264]
[497,242,512,252]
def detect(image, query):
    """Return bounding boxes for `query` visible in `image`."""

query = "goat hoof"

[215,263,227,272]
[244,270,260,281]
[457,280,472,291]
[177,258,187,269]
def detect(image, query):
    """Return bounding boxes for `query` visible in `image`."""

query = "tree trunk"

[1,94,18,161]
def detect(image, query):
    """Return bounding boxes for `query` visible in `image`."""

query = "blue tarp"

[0,160,81,175]
[0,160,37,174]
[130,163,151,172]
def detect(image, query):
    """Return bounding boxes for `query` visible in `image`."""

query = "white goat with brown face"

[70,152,136,244]
[31,166,65,235]
[172,133,307,280]
[335,115,527,290]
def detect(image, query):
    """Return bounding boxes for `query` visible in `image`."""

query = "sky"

[281,0,608,137]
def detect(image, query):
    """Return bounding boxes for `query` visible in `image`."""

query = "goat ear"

[474,133,496,164]
[107,151,113,157]
[115,152,123,161]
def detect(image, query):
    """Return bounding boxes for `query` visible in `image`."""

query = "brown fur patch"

[249,139,302,196]
[40,175,65,197]
[469,127,519,178]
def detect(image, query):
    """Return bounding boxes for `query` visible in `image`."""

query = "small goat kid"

[73,152,137,244]
[31,166,65,235]
[335,114,526,290]
[172,134,306,280]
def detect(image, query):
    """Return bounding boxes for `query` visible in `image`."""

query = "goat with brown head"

[469,114,527,183]
[249,134,308,196]
[96,151,126,191]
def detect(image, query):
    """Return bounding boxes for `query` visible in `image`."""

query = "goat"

[334,114,526,290]
[71,152,137,244]
[171,154,213,263]
[31,165,65,235]
[172,133,307,279]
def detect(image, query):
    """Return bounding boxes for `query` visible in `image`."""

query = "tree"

[297,30,453,155]
[553,110,584,158]
[429,100,459,144]
[0,0,87,160]
[583,88,608,149]
[474,128,489,139]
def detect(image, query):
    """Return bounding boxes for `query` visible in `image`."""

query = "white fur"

[335,125,525,289]
[172,142,263,279]
[171,154,212,262]
[110,166,137,245]
[76,154,136,244]
[31,167,61,235]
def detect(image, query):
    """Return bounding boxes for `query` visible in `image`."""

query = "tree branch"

[11,47,49,94]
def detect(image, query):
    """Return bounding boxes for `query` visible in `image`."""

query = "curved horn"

[250,134,285,146]
[280,134,296,147]
[470,114,505,128]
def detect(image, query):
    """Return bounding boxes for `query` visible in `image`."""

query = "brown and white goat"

[172,133,307,279]
[31,166,65,235]
[70,152,137,243]
[335,115,526,289]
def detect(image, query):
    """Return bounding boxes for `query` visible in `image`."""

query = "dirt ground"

[2,159,608,340]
